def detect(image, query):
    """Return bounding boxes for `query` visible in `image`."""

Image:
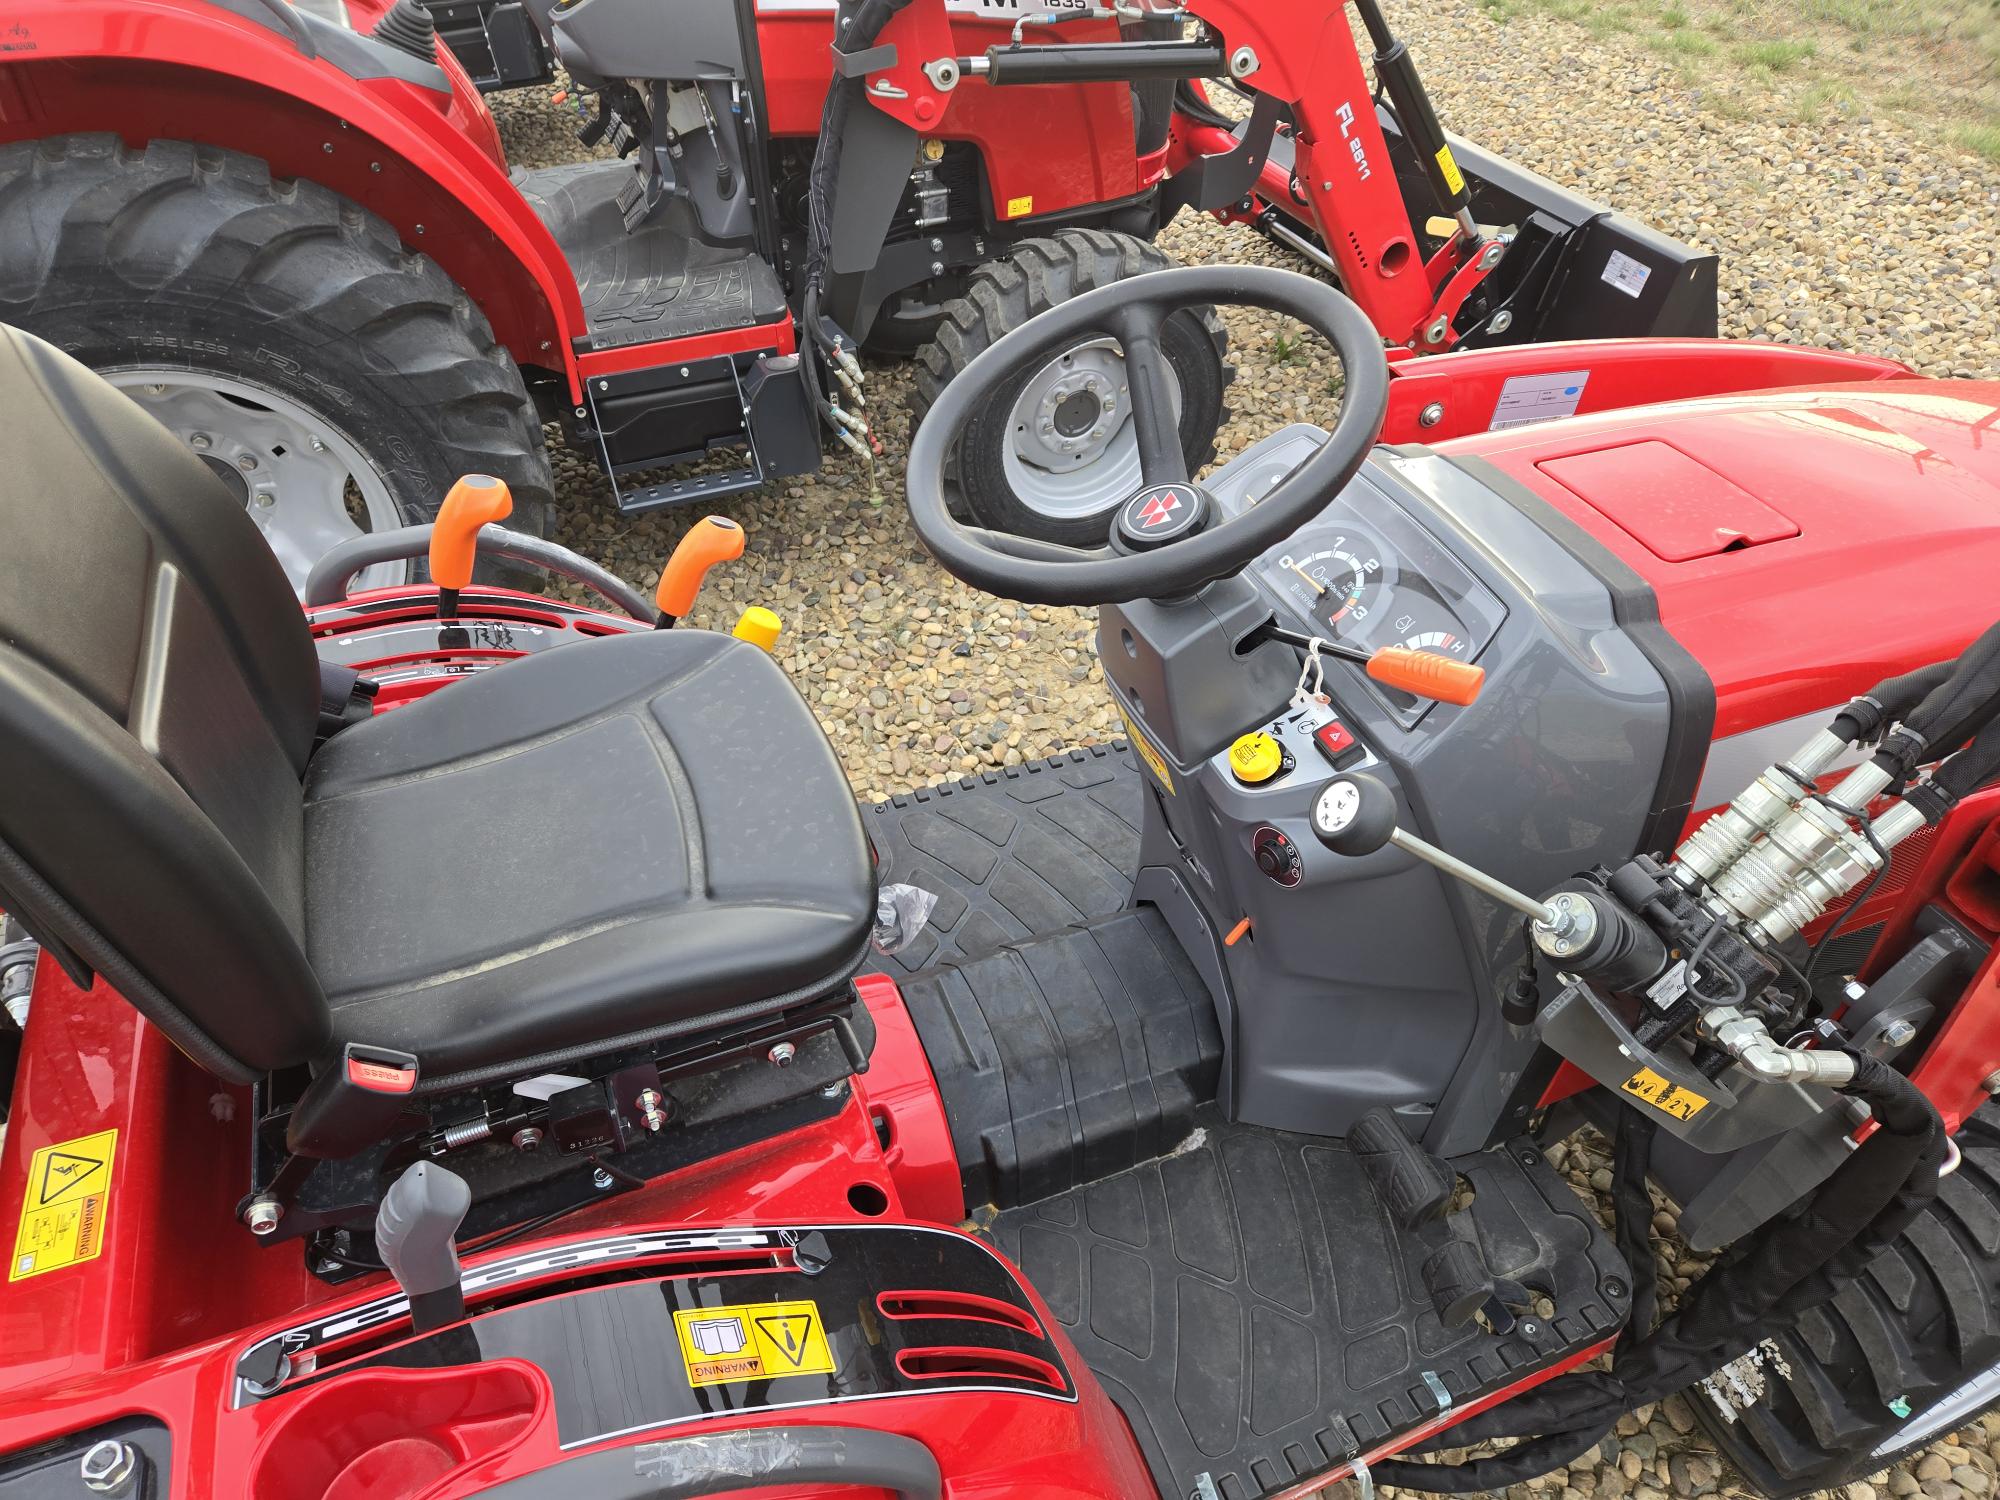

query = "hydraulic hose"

[1906,714,2000,823]
[1831,659,1953,745]
[1874,619,2000,781]
[1369,1054,1945,1492]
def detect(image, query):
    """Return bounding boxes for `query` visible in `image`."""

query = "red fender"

[0,0,592,400]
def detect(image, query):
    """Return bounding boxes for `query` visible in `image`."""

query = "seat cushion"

[302,630,874,1085]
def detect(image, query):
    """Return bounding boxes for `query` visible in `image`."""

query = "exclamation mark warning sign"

[672,1299,835,1387]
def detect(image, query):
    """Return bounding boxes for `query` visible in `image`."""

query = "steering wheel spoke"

[963,527,1114,564]
[1109,303,1188,488]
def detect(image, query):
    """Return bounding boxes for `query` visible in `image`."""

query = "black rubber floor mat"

[514,162,788,347]
[988,1115,1631,1500]
[899,907,1221,1212]
[861,742,1142,980]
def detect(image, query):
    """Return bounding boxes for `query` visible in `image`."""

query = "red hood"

[1445,380,2000,737]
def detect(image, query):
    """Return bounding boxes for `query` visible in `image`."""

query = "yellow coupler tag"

[1120,712,1174,795]
[11,1129,118,1281]
[673,1299,836,1387]
[1620,1067,1709,1122]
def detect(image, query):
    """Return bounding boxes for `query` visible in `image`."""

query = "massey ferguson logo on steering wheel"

[1119,482,1203,547]
[1138,491,1182,529]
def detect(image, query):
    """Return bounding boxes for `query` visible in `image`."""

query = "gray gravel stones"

[485,3,1999,1487]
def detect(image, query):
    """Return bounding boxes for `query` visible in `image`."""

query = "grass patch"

[1796,80,1857,120]
[1650,26,1718,54]
[1270,332,1312,365]
[1733,37,1816,69]
[1958,122,2000,161]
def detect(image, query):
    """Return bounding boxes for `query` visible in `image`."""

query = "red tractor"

[0,0,1714,579]
[0,260,1995,1498]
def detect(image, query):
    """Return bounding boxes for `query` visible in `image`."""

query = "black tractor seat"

[0,327,873,1135]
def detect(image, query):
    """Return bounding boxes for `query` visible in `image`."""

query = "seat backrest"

[0,328,333,1080]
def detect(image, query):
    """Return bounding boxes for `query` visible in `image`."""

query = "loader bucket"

[1384,116,1721,347]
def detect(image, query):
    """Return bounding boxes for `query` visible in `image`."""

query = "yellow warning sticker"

[1434,144,1466,197]
[11,1129,118,1282]
[1120,711,1174,795]
[1004,193,1034,219]
[672,1299,836,1387]
[1620,1067,1709,1122]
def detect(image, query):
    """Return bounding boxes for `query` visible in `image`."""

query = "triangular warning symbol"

[38,1151,104,1206]
[754,1313,814,1368]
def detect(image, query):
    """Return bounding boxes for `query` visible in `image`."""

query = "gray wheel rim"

[105,369,407,596]
[1002,336,1184,523]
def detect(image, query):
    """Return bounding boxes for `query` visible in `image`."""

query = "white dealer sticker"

[1489,370,1590,430]
[1601,249,1653,299]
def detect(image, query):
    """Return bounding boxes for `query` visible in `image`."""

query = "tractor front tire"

[911,228,1231,547]
[0,135,552,592]
[1690,1102,2000,1496]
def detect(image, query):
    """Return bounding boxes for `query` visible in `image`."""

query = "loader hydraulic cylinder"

[1348,0,1475,234]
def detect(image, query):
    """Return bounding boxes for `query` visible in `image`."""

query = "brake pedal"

[1349,1107,1454,1227]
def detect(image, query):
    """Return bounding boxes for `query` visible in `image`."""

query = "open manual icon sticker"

[672,1298,836,1387]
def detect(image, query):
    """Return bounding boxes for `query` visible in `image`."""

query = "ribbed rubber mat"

[989,1114,1630,1500]
[862,743,1142,979]
[898,906,1221,1211]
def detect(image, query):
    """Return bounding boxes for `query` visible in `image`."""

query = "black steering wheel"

[907,265,1391,606]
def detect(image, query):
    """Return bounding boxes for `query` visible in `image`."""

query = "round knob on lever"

[1309,773,1399,856]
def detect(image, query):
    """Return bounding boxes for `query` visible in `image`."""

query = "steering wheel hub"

[1116,481,1208,551]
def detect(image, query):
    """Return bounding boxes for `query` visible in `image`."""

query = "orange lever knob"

[429,475,513,592]
[655,516,746,619]
[1366,646,1484,706]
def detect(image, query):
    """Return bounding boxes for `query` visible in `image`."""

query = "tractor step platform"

[988,1115,1632,1500]
[514,161,789,350]
[862,742,1143,979]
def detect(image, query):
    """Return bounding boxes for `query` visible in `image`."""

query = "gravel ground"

[490,11,2000,1492]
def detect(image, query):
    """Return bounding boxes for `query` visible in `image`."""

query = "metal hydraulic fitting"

[1705,1005,1857,1086]
[1672,729,1850,889]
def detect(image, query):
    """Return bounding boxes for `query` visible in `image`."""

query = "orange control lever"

[655,516,746,626]
[429,475,514,594]
[1366,647,1485,706]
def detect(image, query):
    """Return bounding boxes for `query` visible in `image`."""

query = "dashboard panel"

[1210,429,1508,726]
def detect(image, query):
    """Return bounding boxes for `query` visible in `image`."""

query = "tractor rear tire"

[911,227,1231,547]
[0,135,552,593]
[1689,1102,2000,1497]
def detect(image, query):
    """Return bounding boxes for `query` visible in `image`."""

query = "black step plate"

[989,1114,1631,1500]
[862,743,1142,979]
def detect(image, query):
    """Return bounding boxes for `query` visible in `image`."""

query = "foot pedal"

[1422,1238,1500,1328]
[1351,1108,1499,1331]
[1349,1107,1453,1226]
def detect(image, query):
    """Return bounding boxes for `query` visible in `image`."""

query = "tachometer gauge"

[1274,539,1382,632]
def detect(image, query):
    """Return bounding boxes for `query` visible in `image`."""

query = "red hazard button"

[1312,719,1364,769]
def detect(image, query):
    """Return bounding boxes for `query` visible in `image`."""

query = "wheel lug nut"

[310,437,328,452]
[190,433,211,450]
[237,455,258,471]
[256,493,276,509]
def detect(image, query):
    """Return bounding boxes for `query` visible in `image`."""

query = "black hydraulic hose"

[1874,618,2000,781]
[1906,714,2000,823]
[1831,659,1953,744]
[1369,1054,1944,1492]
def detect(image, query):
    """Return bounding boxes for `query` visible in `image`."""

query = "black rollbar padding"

[1831,658,1953,744]
[982,39,1226,85]
[473,1427,943,1500]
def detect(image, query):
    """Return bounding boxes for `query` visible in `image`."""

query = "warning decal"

[1120,712,1175,796]
[1620,1067,1709,1122]
[11,1129,118,1281]
[672,1298,836,1387]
